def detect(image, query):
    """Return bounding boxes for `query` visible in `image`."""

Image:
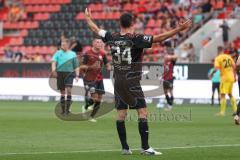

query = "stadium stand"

[0,0,239,62]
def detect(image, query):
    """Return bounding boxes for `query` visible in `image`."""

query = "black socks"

[116,120,129,150]
[60,96,65,114]
[166,95,174,105]
[237,101,240,116]
[116,118,150,150]
[170,96,174,105]
[138,118,150,150]
[90,101,101,118]
[66,95,72,114]
[85,98,94,110]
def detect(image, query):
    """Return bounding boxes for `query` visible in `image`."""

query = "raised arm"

[153,19,192,43]
[84,8,101,35]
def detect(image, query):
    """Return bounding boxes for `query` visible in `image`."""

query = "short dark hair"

[120,13,133,28]
[217,46,223,53]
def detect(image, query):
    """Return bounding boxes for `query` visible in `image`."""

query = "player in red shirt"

[82,38,110,122]
[163,47,178,110]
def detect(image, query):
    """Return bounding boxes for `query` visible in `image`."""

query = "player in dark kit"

[235,55,240,125]
[82,38,110,122]
[163,47,178,111]
[85,8,192,155]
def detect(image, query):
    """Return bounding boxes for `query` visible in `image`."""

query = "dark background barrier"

[0,63,212,79]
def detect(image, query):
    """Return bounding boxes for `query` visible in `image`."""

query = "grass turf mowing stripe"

[1,144,240,156]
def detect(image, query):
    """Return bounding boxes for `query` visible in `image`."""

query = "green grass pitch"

[0,101,239,160]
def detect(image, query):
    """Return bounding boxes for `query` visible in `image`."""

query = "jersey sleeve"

[214,57,221,69]
[101,31,113,43]
[208,68,213,75]
[134,34,153,49]
[82,54,89,64]
[73,57,80,69]
[51,51,59,62]
[103,55,108,65]
[230,57,235,65]
[72,52,79,69]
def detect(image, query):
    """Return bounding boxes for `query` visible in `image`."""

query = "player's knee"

[220,94,225,99]
[138,108,148,119]
[66,88,72,95]
[117,111,127,120]
[92,97,98,103]
[60,90,65,96]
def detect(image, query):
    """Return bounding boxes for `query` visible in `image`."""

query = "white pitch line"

[1,144,240,156]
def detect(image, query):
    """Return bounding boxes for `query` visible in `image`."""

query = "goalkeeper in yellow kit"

[210,46,237,116]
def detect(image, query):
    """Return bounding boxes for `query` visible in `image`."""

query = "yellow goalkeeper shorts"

[220,82,233,94]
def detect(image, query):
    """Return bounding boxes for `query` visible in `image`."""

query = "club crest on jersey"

[143,36,151,42]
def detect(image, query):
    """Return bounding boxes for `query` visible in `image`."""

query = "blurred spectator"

[201,0,213,13]
[220,20,230,46]
[3,46,14,62]
[22,55,31,62]
[7,2,25,22]
[14,50,23,62]
[0,0,4,9]
[34,53,44,62]
[187,43,195,62]
[202,37,212,46]
[134,17,144,34]
[180,44,190,62]
[44,54,52,62]
[178,0,191,8]
[103,0,120,12]
[234,3,240,19]
[193,8,203,24]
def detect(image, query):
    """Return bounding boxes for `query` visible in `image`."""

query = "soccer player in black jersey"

[235,56,240,125]
[85,8,192,155]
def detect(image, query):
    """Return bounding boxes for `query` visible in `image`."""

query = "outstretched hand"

[85,8,92,20]
[179,19,192,31]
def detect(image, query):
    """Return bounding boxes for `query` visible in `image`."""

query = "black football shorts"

[57,72,75,91]
[84,80,105,95]
[163,79,174,90]
[114,77,146,110]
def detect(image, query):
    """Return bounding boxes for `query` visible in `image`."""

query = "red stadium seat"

[12,46,19,52]
[34,46,41,53]
[153,28,160,34]
[155,19,162,27]
[146,19,155,28]
[76,12,85,20]
[34,13,50,21]
[10,38,23,46]
[20,30,28,37]
[144,28,153,35]
[105,12,114,19]
[217,12,226,19]
[215,0,224,10]
[123,3,132,11]
[88,4,95,11]
[95,4,104,12]
[113,12,120,19]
